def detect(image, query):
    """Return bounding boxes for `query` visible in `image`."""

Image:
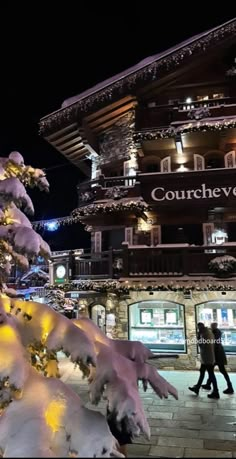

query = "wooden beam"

[45,123,78,141]
[52,131,82,146]
[53,136,84,150]
[84,95,136,123]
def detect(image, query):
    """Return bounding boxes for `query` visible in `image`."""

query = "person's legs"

[207,365,219,398]
[196,364,207,388]
[189,364,206,394]
[218,364,234,394]
[202,363,217,390]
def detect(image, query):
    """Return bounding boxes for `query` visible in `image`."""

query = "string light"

[39,21,236,136]
[47,279,236,294]
[134,118,236,142]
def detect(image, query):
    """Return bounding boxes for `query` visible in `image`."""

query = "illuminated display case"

[196,301,236,353]
[129,301,186,353]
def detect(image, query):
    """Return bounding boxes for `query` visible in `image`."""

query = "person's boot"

[208,390,220,399]
[201,384,211,390]
[223,384,234,395]
[188,385,199,395]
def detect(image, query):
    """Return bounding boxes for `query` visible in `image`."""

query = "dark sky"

[0,8,235,250]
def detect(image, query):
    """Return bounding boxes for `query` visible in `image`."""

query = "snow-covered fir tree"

[0,152,178,457]
[0,151,50,288]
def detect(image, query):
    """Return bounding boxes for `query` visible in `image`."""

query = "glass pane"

[196,301,236,353]
[129,300,186,353]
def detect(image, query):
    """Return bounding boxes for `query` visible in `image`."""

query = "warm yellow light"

[41,314,54,342]
[0,324,18,343]
[44,399,66,433]
[138,218,152,232]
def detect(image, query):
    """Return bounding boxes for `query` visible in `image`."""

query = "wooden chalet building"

[40,18,236,369]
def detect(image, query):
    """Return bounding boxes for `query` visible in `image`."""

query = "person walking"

[201,322,234,395]
[189,322,220,399]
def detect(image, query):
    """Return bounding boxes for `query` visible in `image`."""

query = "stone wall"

[83,289,236,371]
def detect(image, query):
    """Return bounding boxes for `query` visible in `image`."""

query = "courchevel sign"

[151,183,236,201]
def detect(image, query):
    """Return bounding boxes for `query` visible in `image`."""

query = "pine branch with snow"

[0,152,51,284]
[0,296,178,457]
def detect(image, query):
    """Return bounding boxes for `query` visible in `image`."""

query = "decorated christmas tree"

[0,153,178,457]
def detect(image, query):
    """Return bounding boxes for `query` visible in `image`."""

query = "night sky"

[0,8,235,251]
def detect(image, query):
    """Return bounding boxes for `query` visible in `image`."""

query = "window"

[129,301,186,353]
[196,301,236,353]
[196,95,209,101]
[146,163,159,173]
[212,93,224,99]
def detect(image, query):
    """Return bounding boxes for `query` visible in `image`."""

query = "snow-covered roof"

[61,18,236,110]
[39,18,236,139]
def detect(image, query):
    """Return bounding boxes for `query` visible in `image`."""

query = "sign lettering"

[151,184,236,202]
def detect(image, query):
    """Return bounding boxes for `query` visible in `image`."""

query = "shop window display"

[129,301,186,353]
[196,301,236,353]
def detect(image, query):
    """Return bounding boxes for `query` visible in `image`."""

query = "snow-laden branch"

[0,298,177,443]
[74,318,178,438]
[0,177,34,214]
[0,310,122,458]
[0,297,96,368]
[0,151,51,281]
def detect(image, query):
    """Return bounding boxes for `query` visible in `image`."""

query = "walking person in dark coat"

[189,322,220,399]
[202,322,234,394]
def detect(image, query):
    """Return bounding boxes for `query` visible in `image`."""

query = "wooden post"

[122,242,129,277]
[108,247,113,278]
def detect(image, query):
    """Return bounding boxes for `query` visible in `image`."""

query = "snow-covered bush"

[209,255,236,276]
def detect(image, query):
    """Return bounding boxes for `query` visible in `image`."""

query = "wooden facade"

[41,19,236,365]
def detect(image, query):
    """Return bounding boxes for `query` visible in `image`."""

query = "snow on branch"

[0,152,51,282]
[74,317,178,438]
[0,307,122,457]
[0,297,96,368]
[1,298,178,441]
[0,177,34,214]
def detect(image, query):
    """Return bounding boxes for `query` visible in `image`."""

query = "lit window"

[196,301,236,354]
[213,93,224,99]
[197,95,209,101]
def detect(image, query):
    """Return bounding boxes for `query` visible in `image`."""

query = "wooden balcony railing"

[72,245,236,280]
[135,97,236,130]
[77,168,236,209]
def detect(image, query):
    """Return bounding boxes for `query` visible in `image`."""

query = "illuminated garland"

[32,215,76,230]
[33,200,149,230]
[39,20,236,136]
[72,199,150,218]
[134,118,236,142]
[47,279,236,295]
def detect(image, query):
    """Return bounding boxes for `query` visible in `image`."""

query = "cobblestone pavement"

[59,358,236,458]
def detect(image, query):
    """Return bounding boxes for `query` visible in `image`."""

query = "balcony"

[72,245,236,279]
[135,97,236,130]
[77,176,140,207]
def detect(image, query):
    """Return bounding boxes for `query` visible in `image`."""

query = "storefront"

[129,300,186,353]
[80,286,236,370]
[196,301,236,353]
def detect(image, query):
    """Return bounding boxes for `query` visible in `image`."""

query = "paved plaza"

[59,358,236,457]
